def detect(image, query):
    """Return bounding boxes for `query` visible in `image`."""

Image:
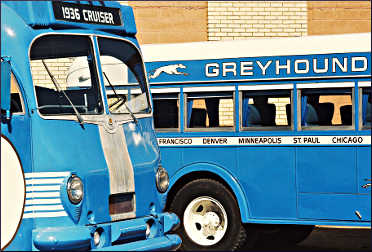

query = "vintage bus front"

[1,1,180,251]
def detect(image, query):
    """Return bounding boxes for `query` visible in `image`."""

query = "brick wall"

[208,1,307,41]
[30,59,74,89]
[308,1,371,35]
[127,1,208,44]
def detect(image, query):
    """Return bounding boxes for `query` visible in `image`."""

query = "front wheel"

[169,179,253,251]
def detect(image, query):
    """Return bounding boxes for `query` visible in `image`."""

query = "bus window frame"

[29,33,105,121]
[183,88,236,132]
[152,91,181,133]
[239,86,294,132]
[10,71,26,116]
[358,81,371,131]
[297,82,355,131]
[97,35,152,118]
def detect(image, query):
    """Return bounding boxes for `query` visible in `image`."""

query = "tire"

[254,224,314,247]
[169,179,250,251]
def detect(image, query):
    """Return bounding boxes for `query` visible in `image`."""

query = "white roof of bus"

[141,33,371,62]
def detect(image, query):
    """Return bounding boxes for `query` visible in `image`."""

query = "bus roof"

[141,33,371,62]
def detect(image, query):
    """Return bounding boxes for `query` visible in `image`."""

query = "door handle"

[362,183,371,189]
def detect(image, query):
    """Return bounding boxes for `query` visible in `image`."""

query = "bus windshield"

[30,35,103,116]
[98,37,150,115]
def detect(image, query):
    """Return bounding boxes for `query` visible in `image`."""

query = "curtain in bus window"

[187,99,193,127]
[301,95,308,126]
[242,96,250,127]
[205,98,219,127]
[362,92,371,126]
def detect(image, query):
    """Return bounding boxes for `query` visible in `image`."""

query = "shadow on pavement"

[241,227,371,251]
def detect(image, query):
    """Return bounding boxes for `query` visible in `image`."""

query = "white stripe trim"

[157,135,371,147]
[142,33,370,61]
[24,172,70,178]
[151,88,181,94]
[358,81,371,87]
[297,82,354,89]
[26,192,60,198]
[183,86,235,92]
[26,198,62,205]
[106,89,142,95]
[26,178,64,185]
[24,205,64,212]
[26,185,61,192]
[239,84,293,91]
[23,211,68,219]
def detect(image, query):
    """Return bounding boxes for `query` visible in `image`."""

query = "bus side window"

[153,93,179,130]
[300,88,353,128]
[241,90,291,129]
[361,87,371,129]
[10,72,24,114]
[186,92,234,129]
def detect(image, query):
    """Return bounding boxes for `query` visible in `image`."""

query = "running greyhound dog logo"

[148,64,189,79]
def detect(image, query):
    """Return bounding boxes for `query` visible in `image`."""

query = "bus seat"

[340,105,352,125]
[190,108,207,127]
[256,103,276,126]
[304,104,319,126]
[314,103,334,125]
[245,104,261,126]
[286,104,291,125]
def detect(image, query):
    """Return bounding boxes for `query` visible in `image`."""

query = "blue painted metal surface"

[146,52,371,85]
[1,1,180,251]
[145,38,371,227]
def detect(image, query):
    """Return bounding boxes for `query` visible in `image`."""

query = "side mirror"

[1,57,11,119]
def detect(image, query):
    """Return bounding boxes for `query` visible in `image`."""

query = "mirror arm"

[1,56,12,120]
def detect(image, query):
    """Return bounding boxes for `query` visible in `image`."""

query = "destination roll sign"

[52,2,122,26]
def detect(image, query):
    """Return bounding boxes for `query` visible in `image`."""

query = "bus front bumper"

[33,212,181,251]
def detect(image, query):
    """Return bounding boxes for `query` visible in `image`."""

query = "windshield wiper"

[41,60,85,127]
[103,72,138,124]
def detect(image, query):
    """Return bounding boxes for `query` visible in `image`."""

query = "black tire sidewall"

[170,179,243,251]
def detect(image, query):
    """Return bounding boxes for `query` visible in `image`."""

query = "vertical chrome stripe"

[98,125,135,195]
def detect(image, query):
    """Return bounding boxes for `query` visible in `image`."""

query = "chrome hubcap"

[183,196,228,246]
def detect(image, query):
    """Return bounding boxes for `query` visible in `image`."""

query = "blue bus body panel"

[358,147,371,194]
[297,147,357,194]
[31,118,111,224]
[147,44,371,226]
[238,146,297,219]
[123,117,164,216]
[2,1,181,250]
[146,52,370,85]
[298,193,370,221]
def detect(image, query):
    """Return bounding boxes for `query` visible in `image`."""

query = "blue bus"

[1,1,181,251]
[141,33,371,250]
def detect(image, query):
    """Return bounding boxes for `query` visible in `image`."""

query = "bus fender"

[169,162,251,223]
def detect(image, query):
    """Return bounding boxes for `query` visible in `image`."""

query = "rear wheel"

[169,179,253,251]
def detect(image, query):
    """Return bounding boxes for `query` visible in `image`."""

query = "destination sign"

[157,135,371,147]
[52,2,122,26]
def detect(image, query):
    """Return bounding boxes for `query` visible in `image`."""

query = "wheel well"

[166,171,240,212]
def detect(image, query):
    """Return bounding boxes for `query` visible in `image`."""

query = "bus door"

[296,82,370,222]
[238,84,297,219]
[357,81,371,218]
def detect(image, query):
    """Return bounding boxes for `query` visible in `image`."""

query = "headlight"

[67,175,84,204]
[155,166,169,193]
